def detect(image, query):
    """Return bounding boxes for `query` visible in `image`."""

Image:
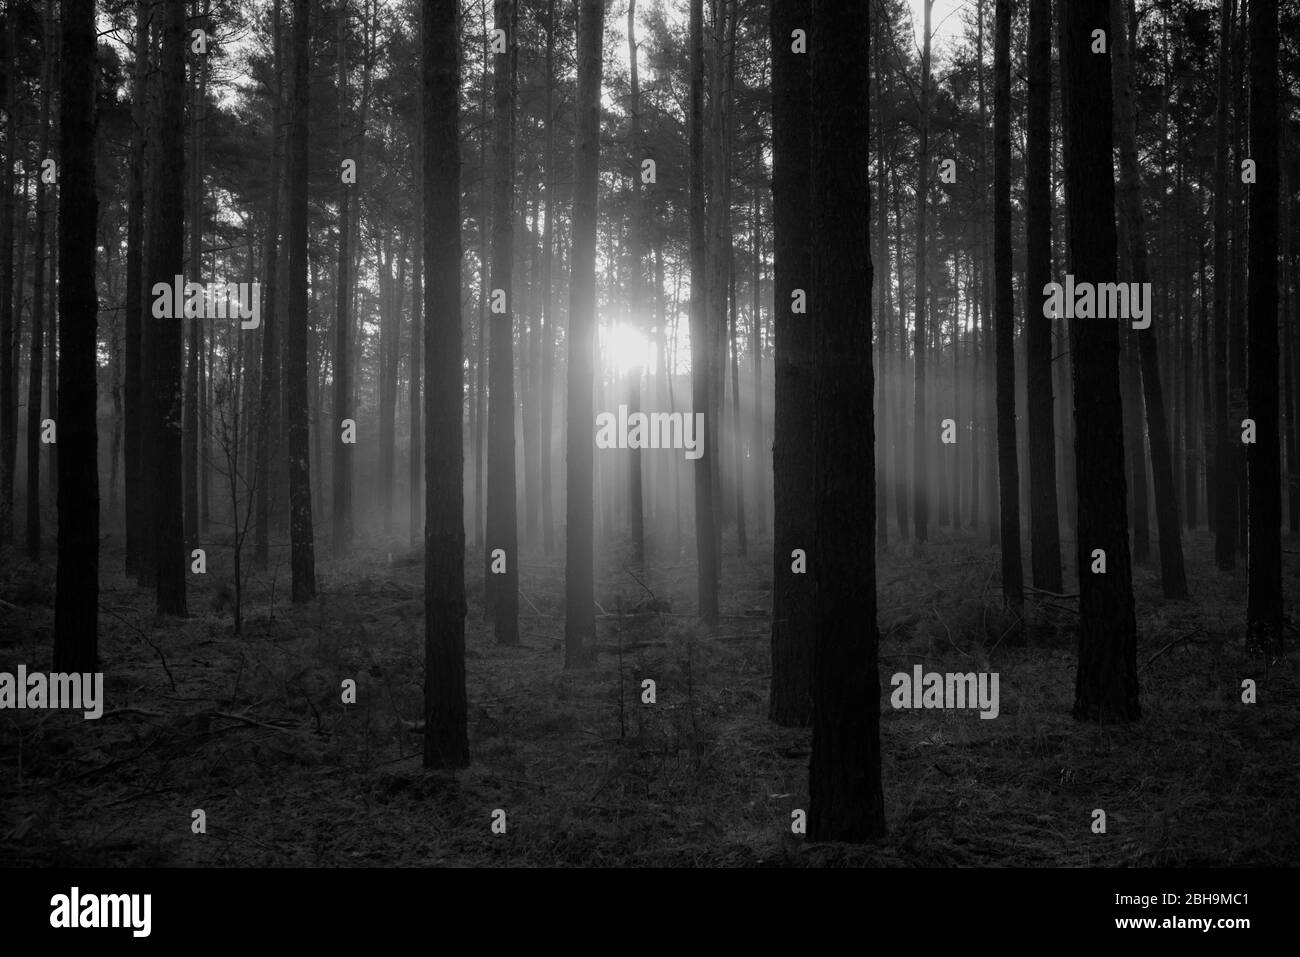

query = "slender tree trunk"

[1212,0,1236,568]
[410,226,423,549]
[286,0,316,602]
[254,0,284,572]
[486,0,519,644]
[148,0,189,616]
[1060,0,1140,723]
[25,0,54,561]
[333,0,353,558]
[539,0,557,556]
[1025,0,1062,592]
[993,0,1023,615]
[1245,0,1281,654]
[422,0,469,770]
[185,1,207,549]
[807,0,885,843]
[0,10,17,544]
[125,1,149,575]
[627,0,646,565]
[689,0,718,625]
[565,0,604,667]
[768,0,812,726]
[912,0,934,544]
[1111,0,1187,598]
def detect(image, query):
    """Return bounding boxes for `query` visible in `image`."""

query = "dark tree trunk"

[1211,0,1236,568]
[0,10,16,544]
[125,1,149,575]
[1111,0,1187,598]
[422,0,469,770]
[286,0,316,602]
[254,0,284,572]
[564,0,603,668]
[539,0,557,556]
[185,3,207,549]
[912,0,933,544]
[25,0,54,560]
[486,0,519,644]
[1024,0,1062,593]
[627,0,645,565]
[767,0,812,726]
[993,0,1023,614]
[333,1,353,558]
[150,0,188,616]
[807,0,885,843]
[53,0,99,672]
[1060,0,1140,723]
[1245,0,1281,654]
[689,0,718,624]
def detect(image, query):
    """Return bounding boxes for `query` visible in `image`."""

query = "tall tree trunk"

[993,0,1024,614]
[627,0,645,565]
[53,0,99,671]
[185,0,207,549]
[1211,0,1237,567]
[486,0,519,644]
[565,0,604,667]
[410,224,423,549]
[25,0,54,560]
[689,0,718,624]
[1111,0,1187,598]
[912,0,933,544]
[149,0,188,616]
[807,0,885,843]
[750,190,764,541]
[539,0,557,556]
[125,1,149,575]
[1245,0,1281,654]
[286,0,316,602]
[768,0,812,726]
[254,0,284,572]
[1060,0,1140,723]
[1024,0,1062,592]
[333,0,353,558]
[0,9,17,544]
[422,0,469,770]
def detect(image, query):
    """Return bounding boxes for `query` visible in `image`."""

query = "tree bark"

[689,0,718,625]
[564,0,603,668]
[1024,0,1062,592]
[1244,0,1281,654]
[1111,0,1188,598]
[807,0,885,843]
[333,0,353,558]
[486,0,519,644]
[768,0,812,726]
[1060,0,1140,723]
[1211,0,1237,568]
[53,0,100,671]
[422,0,469,770]
[912,0,934,545]
[286,0,316,602]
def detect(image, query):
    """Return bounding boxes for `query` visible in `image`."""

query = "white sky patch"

[905,0,969,62]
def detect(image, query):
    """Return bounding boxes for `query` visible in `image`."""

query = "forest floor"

[1,523,1297,867]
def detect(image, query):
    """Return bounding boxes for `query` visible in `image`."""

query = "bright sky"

[905,0,969,60]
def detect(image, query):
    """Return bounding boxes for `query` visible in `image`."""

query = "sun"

[603,321,653,376]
